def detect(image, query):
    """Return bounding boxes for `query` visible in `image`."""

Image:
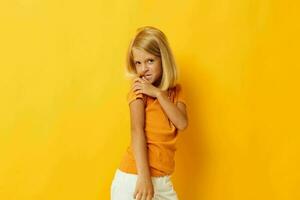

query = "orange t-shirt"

[118,84,187,177]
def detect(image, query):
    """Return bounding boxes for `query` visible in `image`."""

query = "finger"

[142,77,147,82]
[145,192,152,200]
[146,194,152,200]
[132,82,143,87]
[132,86,142,93]
[138,77,144,82]
[141,192,147,200]
[133,83,139,88]
[134,78,140,83]
[133,82,142,88]
[134,77,143,82]
[132,82,141,89]
[135,192,142,200]
[135,89,142,95]
[133,190,138,199]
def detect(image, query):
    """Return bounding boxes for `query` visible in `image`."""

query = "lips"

[138,73,150,77]
[144,74,151,79]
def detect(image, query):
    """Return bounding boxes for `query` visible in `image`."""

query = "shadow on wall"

[174,56,215,200]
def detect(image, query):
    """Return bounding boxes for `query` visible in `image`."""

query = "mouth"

[144,74,151,80]
[138,73,152,81]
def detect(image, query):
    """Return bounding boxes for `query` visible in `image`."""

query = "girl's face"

[132,47,162,87]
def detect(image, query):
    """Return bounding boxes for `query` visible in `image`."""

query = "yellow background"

[1,0,299,199]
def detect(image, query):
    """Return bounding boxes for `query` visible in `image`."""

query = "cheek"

[153,63,162,74]
[135,67,141,74]
[156,66,163,77]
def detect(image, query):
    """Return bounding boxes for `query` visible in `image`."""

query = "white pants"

[110,169,179,200]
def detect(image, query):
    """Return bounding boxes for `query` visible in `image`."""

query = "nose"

[141,64,149,74]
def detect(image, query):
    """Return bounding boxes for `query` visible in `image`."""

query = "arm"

[132,77,188,131]
[129,99,151,178]
[156,90,188,131]
[129,98,154,199]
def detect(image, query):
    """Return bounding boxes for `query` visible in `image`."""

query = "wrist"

[137,167,151,176]
[138,172,151,179]
[156,90,167,98]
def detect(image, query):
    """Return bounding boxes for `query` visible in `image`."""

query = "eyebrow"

[134,57,155,62]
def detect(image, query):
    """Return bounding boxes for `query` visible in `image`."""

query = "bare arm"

[132,77,188,131]
[156,90,188,131]
[129,98,154,199]
[129,99,151,178]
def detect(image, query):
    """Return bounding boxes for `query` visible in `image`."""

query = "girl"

[111,26,188,200]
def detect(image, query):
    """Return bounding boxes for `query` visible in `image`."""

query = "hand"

[132,77,161,98]
[133,175,154,200]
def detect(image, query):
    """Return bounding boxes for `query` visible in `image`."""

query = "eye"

[148,59,154,63]
[135,61,141,65]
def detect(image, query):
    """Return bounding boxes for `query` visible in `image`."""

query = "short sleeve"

[175,84,187,106]
[127,88,146,105]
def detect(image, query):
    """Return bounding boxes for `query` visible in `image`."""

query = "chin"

[146,77,154,83]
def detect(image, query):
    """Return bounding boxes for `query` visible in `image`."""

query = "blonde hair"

[125,26,178,91]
